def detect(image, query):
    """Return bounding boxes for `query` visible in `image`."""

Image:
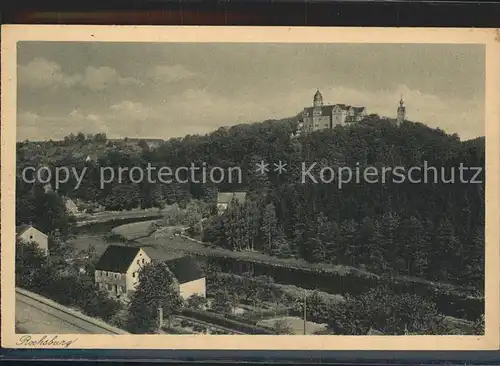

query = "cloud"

[147,64,197,83]
[81,66,142,91]
[18,111,41,124]
[110,100,156,119]
[18,58,143,91]
[18,58,81,89]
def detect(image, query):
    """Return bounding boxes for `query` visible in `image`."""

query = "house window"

[133,272,136,278]
[29,235,33,240]
[107,284,113,291]
[142,259,145,264]
[137,260,140,265]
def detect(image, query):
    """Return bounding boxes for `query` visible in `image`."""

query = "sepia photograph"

[1,26,499,351]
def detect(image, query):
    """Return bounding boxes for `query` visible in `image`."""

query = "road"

[16,291,126,334]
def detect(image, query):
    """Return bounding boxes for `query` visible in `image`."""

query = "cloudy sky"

[17,42,484,141]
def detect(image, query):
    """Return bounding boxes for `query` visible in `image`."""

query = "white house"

[216,192,247,215]
[95,246,206,301]
[16,224,49,255]
[163,256,206,300]
[94,245,152,300]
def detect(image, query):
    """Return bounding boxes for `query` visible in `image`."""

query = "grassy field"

[111,219,159,239]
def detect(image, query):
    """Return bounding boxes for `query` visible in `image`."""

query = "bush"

[163,326,193,334]
[186,294,208,310]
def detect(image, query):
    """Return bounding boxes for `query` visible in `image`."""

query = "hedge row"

[181,309,276,334]
[242,307,292,321]
[163,326,193,334]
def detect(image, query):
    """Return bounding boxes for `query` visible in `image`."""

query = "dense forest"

[16,115,485,291]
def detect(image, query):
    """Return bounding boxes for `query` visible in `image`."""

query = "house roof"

[164,256,205,284]
[16,224,33,236]
[16,224,47,238]
[95,245,141,273]
[217,192,247,205]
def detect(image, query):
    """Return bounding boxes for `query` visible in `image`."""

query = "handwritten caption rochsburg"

[16,335,78,348]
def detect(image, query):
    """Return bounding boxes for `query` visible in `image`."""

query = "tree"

[186,294,208,310]
[127,262,184,334]
[261,203,278,255]
[94,132,107,143]
[272,319,294,334]
[473,314,485,335]
[211,288,239,314]
[327,287,441,335]
[76,132,86,144]
[15,239,49,290]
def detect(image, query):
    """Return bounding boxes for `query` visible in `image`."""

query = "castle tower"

[313,89,324,107]
[397,95,406,126]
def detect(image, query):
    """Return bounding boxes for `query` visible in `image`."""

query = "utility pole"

[303,290,307,335]
[157,307,163,334]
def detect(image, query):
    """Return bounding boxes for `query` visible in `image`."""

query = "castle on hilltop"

[296,90,406,135]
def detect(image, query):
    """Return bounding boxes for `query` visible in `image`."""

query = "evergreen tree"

[261,203,278,255]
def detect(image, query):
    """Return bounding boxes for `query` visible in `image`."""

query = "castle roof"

[314,90,323,101]
[303,105,366,117]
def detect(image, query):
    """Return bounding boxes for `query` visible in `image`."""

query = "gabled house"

[216,192,247,215]
[64,197,80,215]
[16,224,49,255]
[94,245,152,300]
[85,154,98,163]
[163,256,206,300]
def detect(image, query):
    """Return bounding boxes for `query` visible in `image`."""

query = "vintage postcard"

[1,25,499,351]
